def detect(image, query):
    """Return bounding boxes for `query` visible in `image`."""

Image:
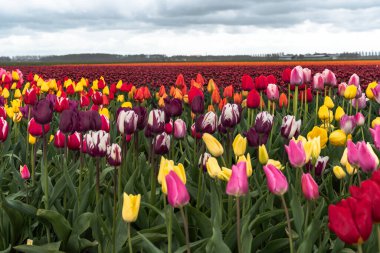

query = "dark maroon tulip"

[78,110,102,132]
[217,117,228,134]
[19,105,30,119]
[305,156,329,176]
[153,132,170,155]
[147,109,165,134]
[245,127,268,147]
[69,100,79,110]
[133,106,147,130]
[195,111,217,134]
[220,103,241,128]
[0,97,5,107]
[89,110,102,131]
[117,110,138,134]
[165,98,183,118]
[59,109,78,134]
[32,98,53,125]
[191,95,204,114]
[144,125,154,138]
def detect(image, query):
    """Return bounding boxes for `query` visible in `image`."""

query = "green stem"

[31,144,35,187]
[96,157,100,209]
[304,201,310,230]
[236,196,242,253]
[168,205,172,253]
[42,128,51,243]
[357,243,363,253]
[361,127,365,141]
[293,86,298,119]
[315,91,319,125]
[128,223,133,253]
[368,102,372,128]
[287,84,291,113]
[377,224,380,253]
[113,167,118,253]
[281,195,294,253]
[180,206,191,253]
[196,168,203,210]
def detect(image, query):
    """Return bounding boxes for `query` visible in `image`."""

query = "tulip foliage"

[1,64,380,253]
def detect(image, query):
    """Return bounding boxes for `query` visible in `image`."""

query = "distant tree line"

[1,52,380,64]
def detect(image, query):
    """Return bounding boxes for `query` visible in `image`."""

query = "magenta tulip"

[340,115,356,134]
[285,139,306,168]
[370,125,380,150]
[263,164,288,196]
[355,112,365,126]
[301,173,319,200]
[0,117,8,142]
[357,142,379,172]
[226,162,249,197]
[165,171,190,208]
[20,165,30,180]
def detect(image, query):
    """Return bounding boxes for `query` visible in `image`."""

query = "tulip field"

[1,62,380,253]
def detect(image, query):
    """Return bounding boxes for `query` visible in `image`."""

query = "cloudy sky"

[0,0,379,56]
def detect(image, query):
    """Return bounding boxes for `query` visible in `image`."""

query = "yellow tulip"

[13,112,23,123]
[121,101,132,108]
[49,135,54,143]
[266,159,284,170]
[307,126,328,148]
[74,83,84,92]
[237,153,252,177]
[345,162,357,175]
[309,137,321,161]
[122,193,141,223]
[11,99,21,113]
[40,82,49,93]
[318,105,329,120]
[206,157,222,179]
[258,144,268,165]
[48,79,58,91]
[116,80,123,89]
[11,70,20,81]
[324,96,334,109]
[99,107,110,119]
[14,89,22,99]
[2,88,10,99]
[366,81,377,99]
[183,94,189,104]
[232,134,247,157]
[340,148,348,166]
[218,167,232,181]
[92,80,99,90]
[22,82,30,95]
[102,86,110,96]
[334,106,345,121]
[202,133,224,157]
[158,97,165,108]
[333,166,346,179]
[372,117,380,128]
[5,106,14,118]
[117,95,125,102]
[303,141,313,163]
[344,85,357,99]
[29,134,37,145]
[329,130,347,146]
[11,82,17,90]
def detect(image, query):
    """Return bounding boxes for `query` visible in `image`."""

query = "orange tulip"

[211,89,221,104]
[279,93,288,109]
[208,104,215,112]
[158,85,166,97]
[234,93,243,104]
[219,98,227,111]
[223,85,234,98]
[169,86,176,96]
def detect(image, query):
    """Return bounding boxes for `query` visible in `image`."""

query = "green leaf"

[205,225,232,253]
[0,244,11,253]
[36,209,72,243]
[187,206,212,238]
[260,238,289,253]
[174,238,208,253]
[136,232,164,253]
[13,241,64,253]
[290,191,304,236]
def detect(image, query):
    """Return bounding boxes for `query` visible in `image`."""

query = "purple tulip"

[281,115,301,139]
[107,143,122,166]
[59,109,78,134]
[165,98,183,117]
[191,95,204,114]
[133,106,147,130]
[147,109,165,134]
[220,103,241,128]
[153,132,170,155]
[195,111,217,134]
[255,111,273,134]
[85,130,110,157]
[32,98,53,125]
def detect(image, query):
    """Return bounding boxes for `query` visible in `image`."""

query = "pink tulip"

[302,68,312,84]
[285,139,306,168]
[358,142,379,172]
[226,162,249,196]
[347,140,360,166]
[0,117,9,142]
[301,173,319,200]
[166,171,190,208]
[348,73,360,87]
[371,85,380,103]
[351,94,366,109]
[340,115,356,134]
[266,83,279,101]
[312,73,324,90]
[290,66,303,85]
[338,82,347,96]
[20,165,30,180]
[355,112,365,126]
[174,119,187,139]
[370,125,380,150]
[263,164,288,195]
[322,69,337,86]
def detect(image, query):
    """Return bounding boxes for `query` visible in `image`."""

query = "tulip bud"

[92,91,103,105]
[329,130,347,146]
[281,115,301,139]
[255,111,273,134]
[29,134,36,145]
[232,134,247,157]
[263,164,288,196]
[147,109,165,134]
[20,165,30,180]
[202,133,224,157]
[344,85,357,99]
[370,125,380,150]
[241,74,254,91]
[165,171,190,208]
[226,162,249,196]
[355,112,365,126]
[165,120,173,134]
[107,143,122,166]
[324,96,334,109]
[266,83,279,101]
[164,98,183,117]
[351,94,367,110]
[191,95,204,114]
[279,93,288,109]
[54,97,69,113]
[59,109,78,134]
[206,157,222,178]
[0,117,9,142]
[290,66,303,85]
[301,173,319,200]
[285,139,306,168]
[24,88,37,105]
[334,106,345,121]
[85,130,110,157]
[68,132,81,150]
[153,132,170,155]
[340,115,356,134]
[195,111,217,134]
[174,119,186,139]
[220,103,241,128]
[256,144,268,165]
[247,89,260,109]
[122,193,141,223]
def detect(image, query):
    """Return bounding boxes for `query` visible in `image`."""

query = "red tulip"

[241,74,254,91]
[54,130,65,148]
[350,179,380,222]
[91,91,103,105]
[54,97,69,113]
[328,196,372,245]
[24,88,37,105]
[28,118,50,137]
[255,75,268,91]
[68,132,81,150]
[247,89,260,109]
